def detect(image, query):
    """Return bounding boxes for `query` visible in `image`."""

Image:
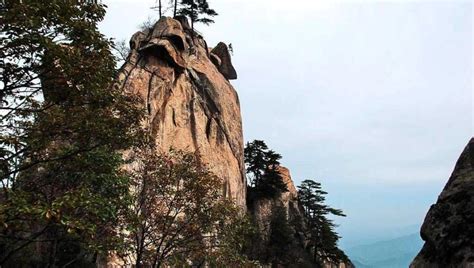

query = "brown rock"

[174,15,191,31]
[150,16,187,50]
[129,31,147,50]
[210,42,237,80]
[117,17,246,209]
[139,38,186,69]
[250,166,298,237]
[410,137,474,268]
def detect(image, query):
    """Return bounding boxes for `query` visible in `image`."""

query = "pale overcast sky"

[100,0,473,248]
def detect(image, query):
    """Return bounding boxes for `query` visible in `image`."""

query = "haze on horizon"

[101,0,473,248]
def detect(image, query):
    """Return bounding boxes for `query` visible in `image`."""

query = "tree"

[158,0,163,18]
[0,0,143,265]
[172,0,178,17]
[112,39,131,64]
[267,204,293,267]
[138,16,158,32]
[123,145,253,267]
[297,180,348,265]
[178,0,218,32]
[244,140,287,199]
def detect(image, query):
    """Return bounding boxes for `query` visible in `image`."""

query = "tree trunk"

[158,0,162,18]
[173,0,177,17]
[191,1,194,33]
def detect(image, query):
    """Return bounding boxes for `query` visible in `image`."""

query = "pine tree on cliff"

[298,180,349,265]
[267,204,294,266]
[0,1,142,265]
[244,140,288,199]
[155,0,163,17]
[178,0,218,32]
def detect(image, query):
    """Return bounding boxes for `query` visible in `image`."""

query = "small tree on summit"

[244,140,288,199]
[178,0,218,32]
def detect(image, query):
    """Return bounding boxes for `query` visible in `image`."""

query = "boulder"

[150,17,187,50]
[129,31,147,50]
[210,42,237,80]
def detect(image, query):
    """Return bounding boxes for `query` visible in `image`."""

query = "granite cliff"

[116,17,246,209]
[411,137,474,268]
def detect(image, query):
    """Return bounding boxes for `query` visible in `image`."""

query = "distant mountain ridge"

[346,233,423,268]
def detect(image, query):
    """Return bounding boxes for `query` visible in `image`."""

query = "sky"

[100,0,473,249]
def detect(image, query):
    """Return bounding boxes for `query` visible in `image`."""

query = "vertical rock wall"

[116,17,246,209]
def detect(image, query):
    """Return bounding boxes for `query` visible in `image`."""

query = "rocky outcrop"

[411,137,474,268]
[116,17,245,208]
[210,42,237,80]
[249,166,352,268]
[250,166,300,238]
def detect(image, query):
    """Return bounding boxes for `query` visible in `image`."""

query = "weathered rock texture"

[411,137,474,268]
[116,17,246,208]
[210,42,237,80]
[250,166,300,238]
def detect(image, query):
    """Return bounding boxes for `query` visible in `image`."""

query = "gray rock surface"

[411,137,474,268]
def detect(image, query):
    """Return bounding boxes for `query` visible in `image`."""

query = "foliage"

[267,204,294,266]
[244,140,288,199]
[0,0,143,265]
[112,39,131,64]
[178,0,218,30]
[298,180,349,265]
[138,16,158,32]
[122,145,255,267]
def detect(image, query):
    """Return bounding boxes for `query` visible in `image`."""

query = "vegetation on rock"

[122,144,254,267]
[244,140,288,200]
[298,179,349,265]
[244,140,349,267]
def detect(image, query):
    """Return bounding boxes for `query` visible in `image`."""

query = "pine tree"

[267,205,293,266]
[297,180,348,265]
[178,0,218,32]
[244,140,288,199]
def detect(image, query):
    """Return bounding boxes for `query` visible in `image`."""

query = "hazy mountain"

[346,233,423,268]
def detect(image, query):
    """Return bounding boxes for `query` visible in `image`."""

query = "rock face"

[210,42,237,80]
[116,17,245,208]
[249,166,352,268]
[250,166,300,238]
[411,137,474,268]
